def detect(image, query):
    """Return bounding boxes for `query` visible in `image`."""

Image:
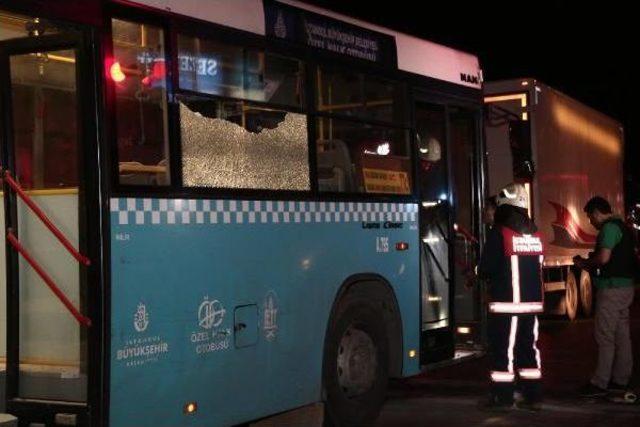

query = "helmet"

[496,183,529,210]
[418,135,442,162]
[424,137,442,162]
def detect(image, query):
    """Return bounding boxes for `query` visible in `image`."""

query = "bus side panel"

[108,198,419,427]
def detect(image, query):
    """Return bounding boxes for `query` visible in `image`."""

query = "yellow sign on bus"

[362,168,411,195]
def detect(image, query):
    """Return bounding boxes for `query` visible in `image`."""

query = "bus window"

[8,49,78,190]
[416,106,447,202]
[111,18,171,186]
[179,96,309,190]
[178,34,305,108]
[316,117,411,194]
[317,66,405,125]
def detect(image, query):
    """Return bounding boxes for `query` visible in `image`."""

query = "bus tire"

[579,269,593,317]
[565,269,578,321]
[323,299,389,427]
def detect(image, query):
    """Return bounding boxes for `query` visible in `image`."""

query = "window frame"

[106,8,176,193]
[311,63,414,198]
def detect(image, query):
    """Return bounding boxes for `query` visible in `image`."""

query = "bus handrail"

[6,229,92,327]
[454,223,479,245]
[2,169,91,266]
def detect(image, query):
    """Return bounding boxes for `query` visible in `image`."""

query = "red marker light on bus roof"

[109,61,126,83]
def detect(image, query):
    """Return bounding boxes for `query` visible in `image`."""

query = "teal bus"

[0,0,486,425]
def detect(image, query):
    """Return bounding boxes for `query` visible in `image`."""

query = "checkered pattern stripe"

[110,198,419,226]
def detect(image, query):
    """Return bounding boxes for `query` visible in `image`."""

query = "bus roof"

[127,0,482,90]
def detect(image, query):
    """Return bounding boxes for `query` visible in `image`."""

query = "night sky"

[306,0,638,207]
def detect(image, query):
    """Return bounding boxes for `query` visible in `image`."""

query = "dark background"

[305,0,638,208]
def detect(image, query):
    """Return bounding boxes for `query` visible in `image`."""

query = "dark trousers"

[488,314,542,403]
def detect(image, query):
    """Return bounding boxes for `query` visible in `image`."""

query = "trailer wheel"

[579,269,593,317]
[323,301,389,427]
[565,270,578,320]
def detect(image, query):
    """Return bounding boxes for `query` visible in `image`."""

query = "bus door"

[448,106,484,352]
[415,101,484,366]
[415,102,454,364]
[0,15,100,425]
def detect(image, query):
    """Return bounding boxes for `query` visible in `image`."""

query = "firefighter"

[477,183,544,411]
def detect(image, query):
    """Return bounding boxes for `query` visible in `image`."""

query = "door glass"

[1,11,61,375]
[450,107,481,347]
[416,103,450,331]
[9,48,86,401]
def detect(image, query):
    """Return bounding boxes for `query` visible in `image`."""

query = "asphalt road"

[377,291,640,426]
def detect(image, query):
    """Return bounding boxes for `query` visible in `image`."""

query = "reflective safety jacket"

[479,225,544,314]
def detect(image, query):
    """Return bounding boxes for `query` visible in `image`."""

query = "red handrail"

[2,170,91,266]
[7,230,92,327]
[455,223,479,245]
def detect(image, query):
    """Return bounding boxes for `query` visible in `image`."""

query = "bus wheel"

[323,302,389,427]
[579,269,593,317]
[565,269,578,321]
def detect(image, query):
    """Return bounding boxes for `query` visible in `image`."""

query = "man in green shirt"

[574,196,636,397]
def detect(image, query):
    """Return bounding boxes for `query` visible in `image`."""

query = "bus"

[0,1,486,425]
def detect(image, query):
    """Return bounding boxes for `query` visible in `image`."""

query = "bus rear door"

[1,17,101,425]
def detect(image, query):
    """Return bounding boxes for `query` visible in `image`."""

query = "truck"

[484,79,625,319]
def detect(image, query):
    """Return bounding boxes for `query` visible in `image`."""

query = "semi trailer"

[484,79,625,319]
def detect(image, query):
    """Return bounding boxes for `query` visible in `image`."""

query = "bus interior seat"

[317,139,354,192]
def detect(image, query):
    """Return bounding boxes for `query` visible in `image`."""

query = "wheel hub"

[336,326,378,398]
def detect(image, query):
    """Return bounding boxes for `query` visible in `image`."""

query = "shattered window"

[179,96,309,190]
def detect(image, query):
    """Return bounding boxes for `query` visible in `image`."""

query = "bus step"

[54,413,77,426]
[0,414,17,427]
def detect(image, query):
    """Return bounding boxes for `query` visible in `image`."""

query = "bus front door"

[415,101,485,366]
[415,102,455,364]
[0,21,101,425]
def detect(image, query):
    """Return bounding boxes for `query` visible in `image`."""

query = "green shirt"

[593,221,635,289]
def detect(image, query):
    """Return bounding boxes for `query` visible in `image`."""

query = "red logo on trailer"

[549,201,596,248]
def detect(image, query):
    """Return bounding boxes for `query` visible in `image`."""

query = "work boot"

[608,382,629,392]
[578,382,608,398]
